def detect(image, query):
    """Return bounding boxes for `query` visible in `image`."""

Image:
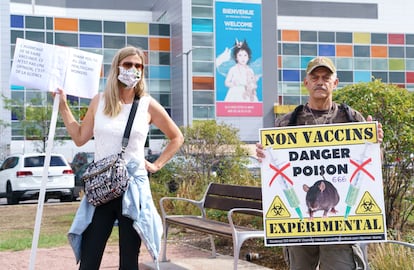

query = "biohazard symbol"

[355,191,382,214]
[266,196,291,218]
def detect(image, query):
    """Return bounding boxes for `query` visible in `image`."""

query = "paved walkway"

[0,241,272,270]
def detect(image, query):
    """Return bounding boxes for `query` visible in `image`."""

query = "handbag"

[82,98,139,206]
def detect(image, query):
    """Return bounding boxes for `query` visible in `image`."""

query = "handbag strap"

[121,97,139,153]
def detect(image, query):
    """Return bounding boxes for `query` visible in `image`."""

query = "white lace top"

[94,94,150,170]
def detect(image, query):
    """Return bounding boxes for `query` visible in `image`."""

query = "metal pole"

[184,49,192,126]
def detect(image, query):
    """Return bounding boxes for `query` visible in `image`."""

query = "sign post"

[9,38,102,269]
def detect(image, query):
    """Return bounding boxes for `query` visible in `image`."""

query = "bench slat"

[207,183,262,200]
[166,216,262,238]
[204,195,262,214]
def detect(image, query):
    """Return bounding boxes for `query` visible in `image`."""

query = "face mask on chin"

[118,66,142,89]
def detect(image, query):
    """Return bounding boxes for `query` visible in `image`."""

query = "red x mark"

[349,158,375,183]
[269,162,293,187]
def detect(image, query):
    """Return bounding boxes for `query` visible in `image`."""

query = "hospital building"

[0,0,412,160]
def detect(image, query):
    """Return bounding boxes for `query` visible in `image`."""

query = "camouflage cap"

[306,57,336,74]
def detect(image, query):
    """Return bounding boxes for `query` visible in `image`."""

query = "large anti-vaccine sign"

[259,122,387,246]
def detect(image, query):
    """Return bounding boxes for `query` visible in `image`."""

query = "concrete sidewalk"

[0,241,272,270]
[141,242,273,270]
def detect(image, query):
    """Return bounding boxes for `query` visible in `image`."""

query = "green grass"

[0,202,119,251]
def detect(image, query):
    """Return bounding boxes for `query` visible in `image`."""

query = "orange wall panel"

[193,77,214,90]
[371,46,388,58]
[54,18,78,31]
[336,45,353,57]
[149,37,170,51]
[281,30,299,42]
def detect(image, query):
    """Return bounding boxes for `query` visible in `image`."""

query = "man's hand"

[367,115,383,143]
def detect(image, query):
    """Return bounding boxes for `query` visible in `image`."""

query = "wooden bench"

[159,182,264,270]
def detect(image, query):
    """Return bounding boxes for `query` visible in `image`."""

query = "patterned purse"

[82,98,139,206]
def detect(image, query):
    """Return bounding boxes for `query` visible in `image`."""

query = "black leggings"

[79,197,141,270]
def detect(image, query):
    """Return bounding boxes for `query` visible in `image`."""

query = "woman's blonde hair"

[103,46,147,117]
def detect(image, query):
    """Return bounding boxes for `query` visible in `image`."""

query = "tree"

[2,93,85,153]
[333,79,414,233]
[153,120,256,196]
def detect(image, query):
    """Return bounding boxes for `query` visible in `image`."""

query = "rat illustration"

[303,180,340,219]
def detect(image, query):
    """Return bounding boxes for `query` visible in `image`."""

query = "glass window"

[282,56,300,69]
[406,47,414,58]
[11,91,24,101]
[192,61,214,76]
[406,34,414,45]
[282,70,300,82]
[103,64,111,77]
[372,72,388,82]
[318,44,335,56]
[193,90,214,104]
[354,71,371,82]
[193,0,213,6]
[150,92,170,107]
[193,105,215,119]
[300,31,317,42]
[336,58,353,70]
[80,34,102,48]
[371,33,387,44]
[193,33,213,47]
[406,59,414,70]
[192,48,213,61]
[336,32,352,43]
[192,18,213,32]
[11,15,24,28]
[389,72,405,83]
[148,80,171,93]
[148,66,171,79]
[25,16,44,29]
[11,30,24,43]
[55,33,78,47]
[46,32,53,44]
[192,6,213,18]
[372,59,388,70]
[319,31,334,42]
[337,71,353,82]
[388,46,404,58]
[301,44,317,56]
[46,17,53,30]
[104,21,125,34]
[127,36,148,50]
[149,24,170,36]
[281,83,301,95]
[103,49,117,64]
[354,45,370,57]
[354,58,370,70]
[282,43,299,55]
[80,19,102,33]
[149,52,170,65]
[389,59,405,70]
[25,31,44,43]
[104,35,126,49]
[282,96,301,105]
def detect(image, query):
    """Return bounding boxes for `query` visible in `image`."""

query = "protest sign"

[260,122,387,246]
[10,38,102,98]
[8,38,102,270]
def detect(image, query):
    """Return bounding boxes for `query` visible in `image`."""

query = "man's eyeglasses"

[121,62,144,70]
